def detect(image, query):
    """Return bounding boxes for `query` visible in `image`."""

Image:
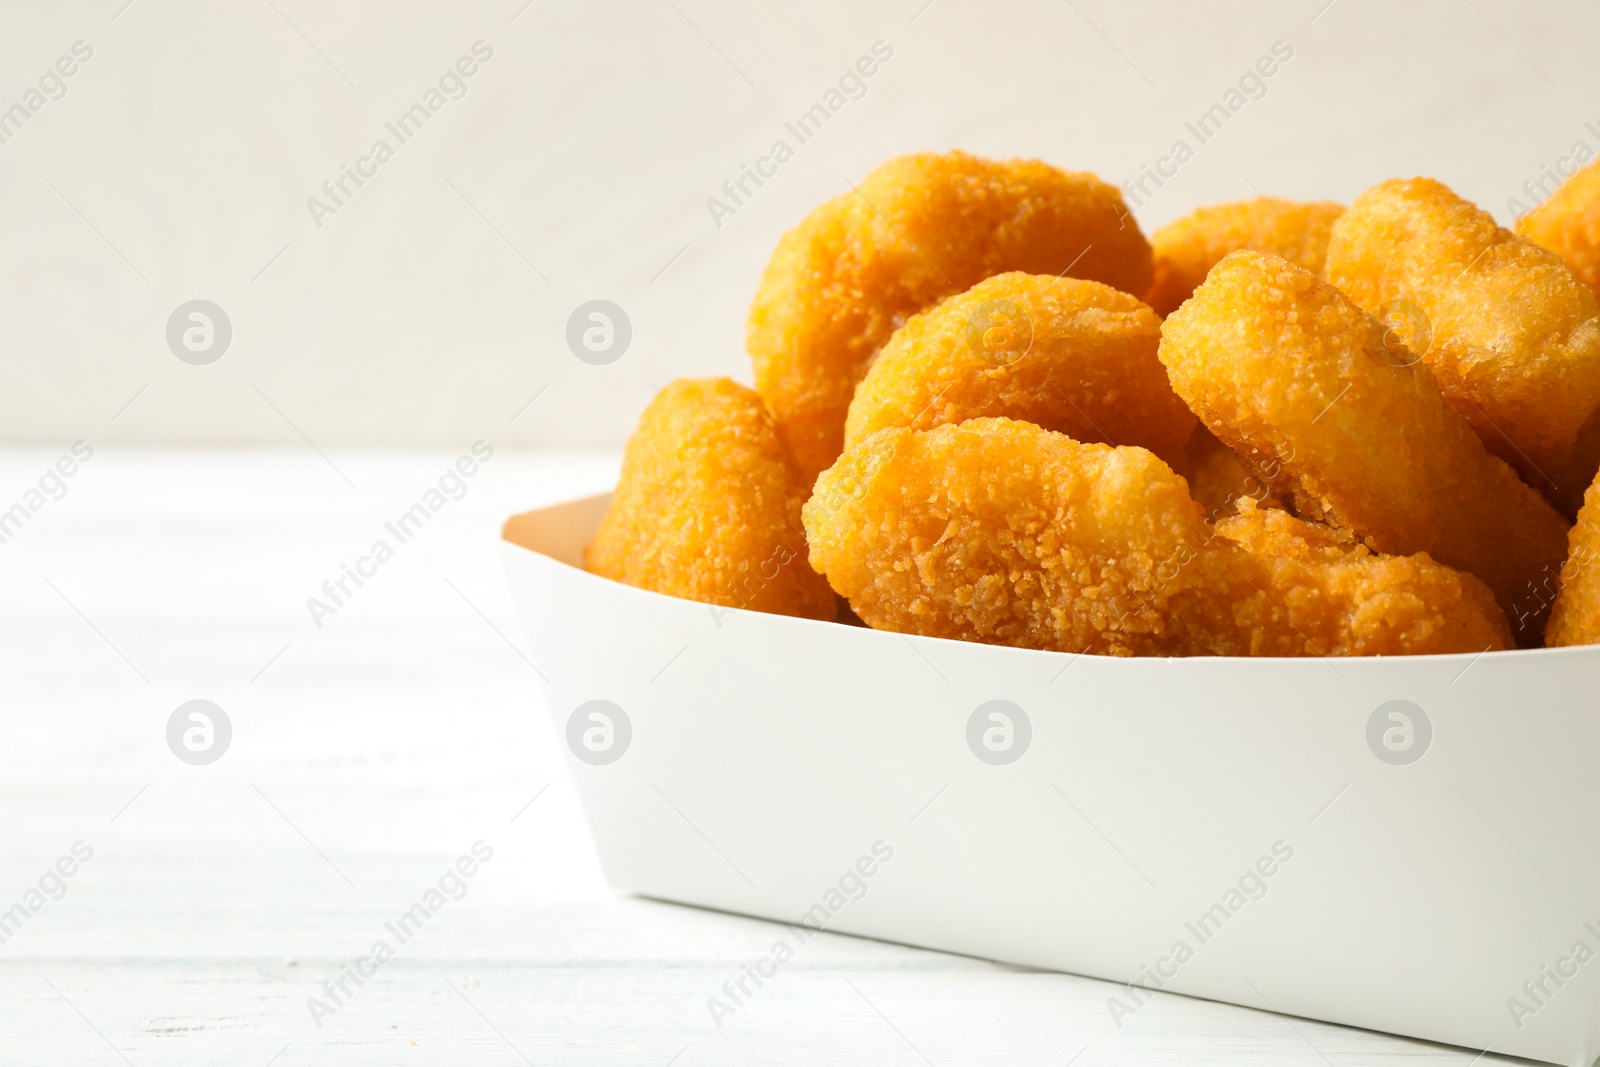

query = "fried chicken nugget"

[802,418,1510,656]
[842,272,1195,469]
[1545,472,1600,646]
[1145,197,1345,317]
[1214,500,1510,654]
[1159,249,1570,643]
[748,150,1152,480]
[1325,177,1600,517]
[1518,157,1600,303]
[583,378,835,619]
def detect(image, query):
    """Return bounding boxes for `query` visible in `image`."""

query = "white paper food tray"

[502,490,1600,1066]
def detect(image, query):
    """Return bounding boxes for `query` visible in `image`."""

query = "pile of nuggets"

[580,150,1600,657]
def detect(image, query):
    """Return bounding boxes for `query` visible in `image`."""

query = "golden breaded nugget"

[1519,157,1600,303]
[1545,472,1600,646]
[748,150,1151,480]
[1159,250,1570,642]
[583,378,835,619]
[805,419,1235,655]
[843,272,1194,469]
[1184,426,1283,519]
[1325,177,1600,516]
[1145,197,1344,317]
[802,418,1510,656]
[1214,500,1510,654]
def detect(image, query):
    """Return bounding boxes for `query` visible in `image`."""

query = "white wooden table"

[0,448,1530,1065]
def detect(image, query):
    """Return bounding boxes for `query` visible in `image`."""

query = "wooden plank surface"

[0,448,1531,1065]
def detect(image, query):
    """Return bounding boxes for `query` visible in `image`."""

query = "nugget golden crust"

[1546,473,1600,646]
[748,151,1152,480]
[843,273,1194,468]
[584,378,835,619]
[802,418,1510,656]
[1519,157,1600,303]
[1158,250,1570,643]
[1325,177,1600,517]
[1145,197,1345,317]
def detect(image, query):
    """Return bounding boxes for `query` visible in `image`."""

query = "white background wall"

[1,0,1597,446]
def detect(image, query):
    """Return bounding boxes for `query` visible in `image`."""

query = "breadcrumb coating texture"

[585,378,836,620]
[1146,197,1345,317]
[1326,177,1600,517]
[1158,249,1569,642]
[748,150,1152,480]
[843,272,1194,469]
